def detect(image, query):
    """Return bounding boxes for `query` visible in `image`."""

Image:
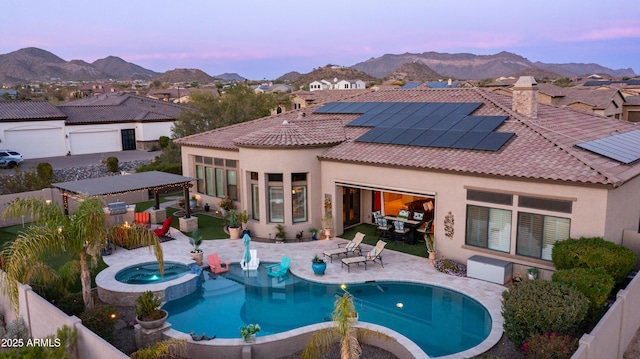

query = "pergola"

[52,171,198,217]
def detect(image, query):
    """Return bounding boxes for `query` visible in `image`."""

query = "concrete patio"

[100,227,506,359]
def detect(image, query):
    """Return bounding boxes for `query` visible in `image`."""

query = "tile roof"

[234,118,347,148]
[58,92,185,124]
[176,87,640,187]
[0,101,67,120]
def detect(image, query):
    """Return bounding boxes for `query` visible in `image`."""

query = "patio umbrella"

[242,233,252,267]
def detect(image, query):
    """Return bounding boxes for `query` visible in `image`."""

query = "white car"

[0,150,23,168]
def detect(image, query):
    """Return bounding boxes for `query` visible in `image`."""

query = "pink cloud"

[579,26,640,41]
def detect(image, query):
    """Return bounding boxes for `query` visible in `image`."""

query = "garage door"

[69,129,120,155]
[5,128,66,159]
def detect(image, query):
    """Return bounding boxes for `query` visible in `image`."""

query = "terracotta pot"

[228,227,242,240]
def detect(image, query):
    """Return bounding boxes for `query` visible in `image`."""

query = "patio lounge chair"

[341,240,387,272]
[241,249,260,270]
[323,232,365,262]
[266,257,290,277]
[153,217,172,238]
[208,253,230,274]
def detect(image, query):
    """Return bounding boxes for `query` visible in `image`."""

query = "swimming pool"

[115,261,191,284]
[163,264,491,357]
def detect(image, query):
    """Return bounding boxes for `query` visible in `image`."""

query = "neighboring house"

[147,87,219,103]
[78,83,117,97]
[309,80,333,91]
[0,92,185,159]
[334,79,366,90]
[622,96,640,122]
[175,76,640,274]
[0,89,19,99]
[494,83,626,120]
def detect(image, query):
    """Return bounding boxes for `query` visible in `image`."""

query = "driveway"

[1,150,160,171]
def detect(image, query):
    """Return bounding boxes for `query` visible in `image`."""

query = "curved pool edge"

[96,260,200,306]
[284,269,504,359]
[162,321,429,359]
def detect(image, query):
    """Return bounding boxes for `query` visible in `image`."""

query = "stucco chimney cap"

[514,76,537,88]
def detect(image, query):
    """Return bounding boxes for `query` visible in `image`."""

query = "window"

[466,205,511,253]
[269,186,284,223]
[268,173,284,223]
[194,156,239,200]
[467,189,513,206]
[291,173,308,223]
[518,196,572,214]
[516,212,570,260]
[250,172,259,220]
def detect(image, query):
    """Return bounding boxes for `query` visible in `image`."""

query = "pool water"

[163,264,491,357]
[115,261,191,284]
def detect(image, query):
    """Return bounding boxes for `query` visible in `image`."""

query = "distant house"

[309,80,333,91]
[147,87,218,103]
[78,83,117,97]
[0,89,18,99]
[0,92,186,159]
[334,79,366,90]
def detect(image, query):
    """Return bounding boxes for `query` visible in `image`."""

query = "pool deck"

[101,227,506,359]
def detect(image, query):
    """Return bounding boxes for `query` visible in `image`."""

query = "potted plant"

[226,209,242,240]
[189,229,203,266]
[312,254,326,275]
[219,196,235,216]
[135,290,168,329]
[189,195,197,209]
[309,227,319,241]
[177,198,186,208]
[240,323,260,343]
[527,267,539,280]
[274,224,286,243]
[237,210,250,235]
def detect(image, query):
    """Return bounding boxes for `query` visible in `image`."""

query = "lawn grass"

[164,207,228,240]
[340,223,428,259]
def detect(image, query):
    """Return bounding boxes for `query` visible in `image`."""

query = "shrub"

[136,162,182,175]
[80,304,117,343]
[158,136,170,149]
[106,157,119,173]
[552,237,636,284]
[433,258,467,277]
[521,332,578,359]
[552,267,614,318]
[502,280,588,347]
[57,292,85,317]
[4,317,30,340]
[36,162,53,183]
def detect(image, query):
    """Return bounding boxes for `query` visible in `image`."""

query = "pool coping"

[101,230,505,359]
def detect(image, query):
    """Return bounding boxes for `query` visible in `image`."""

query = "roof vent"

[282,120,289,125]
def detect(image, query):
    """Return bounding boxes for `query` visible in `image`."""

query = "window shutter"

[466,206,489,247]
[542,216,570,260]
[488,208,511,252]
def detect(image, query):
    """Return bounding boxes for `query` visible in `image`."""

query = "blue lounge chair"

[266,257,290,277]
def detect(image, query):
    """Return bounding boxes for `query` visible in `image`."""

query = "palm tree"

[1,196,164,311]
[301,292,362,359]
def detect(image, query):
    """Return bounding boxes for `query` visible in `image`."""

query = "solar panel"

[576,129,640,164]
[474,132,515,151]
[401,82,422,89]
[430,131,466,147]
[318,101,514,152]
[453,131,491,149]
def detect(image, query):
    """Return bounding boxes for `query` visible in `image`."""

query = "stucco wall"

[321,160,612,267]
[606,175,640,244]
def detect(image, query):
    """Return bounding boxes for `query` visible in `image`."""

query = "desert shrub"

[3,317,30,340]
[36,162,53,182]
[502,280,588,347]
[552,237,636,284]
[521,332,578,359]
[80,304,117,344]
[136,162,182,175]
[552,267,614,318]
[158,136,170,149]
[105,156,119,172]
[433,258,467,277]
[57,292,85,317]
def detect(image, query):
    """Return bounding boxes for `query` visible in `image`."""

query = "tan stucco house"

[175,76,640,274]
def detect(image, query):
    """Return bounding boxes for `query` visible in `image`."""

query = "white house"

[0,92,185,159]
[334,79,366,90]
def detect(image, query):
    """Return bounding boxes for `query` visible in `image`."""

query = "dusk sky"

[2,1,639,80]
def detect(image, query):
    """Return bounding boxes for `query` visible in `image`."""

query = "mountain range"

[0,47,635,84]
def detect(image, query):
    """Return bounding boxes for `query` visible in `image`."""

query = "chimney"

[512,76,538,118]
